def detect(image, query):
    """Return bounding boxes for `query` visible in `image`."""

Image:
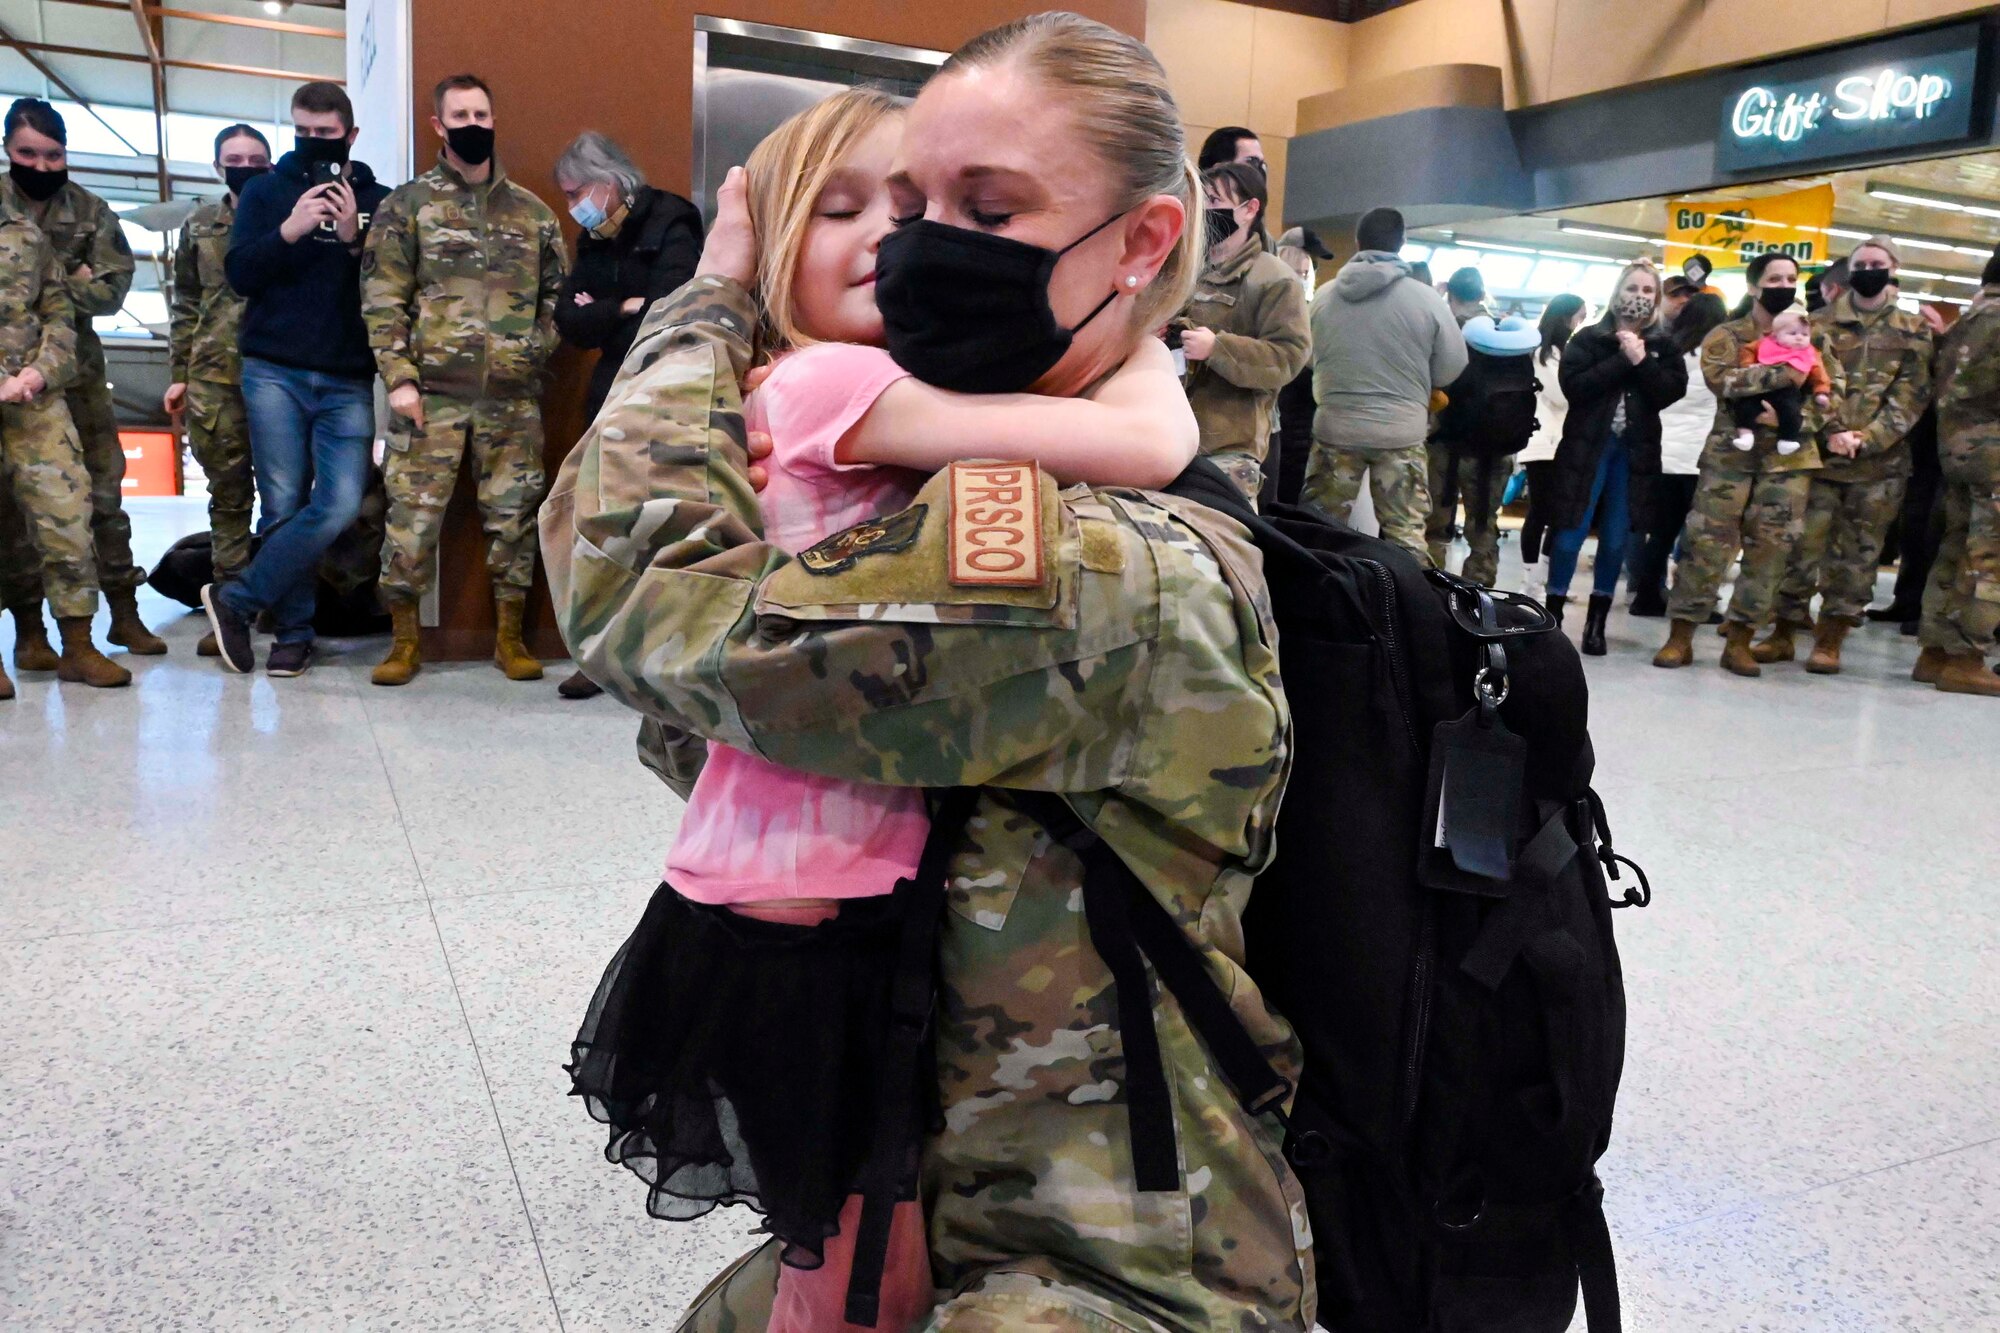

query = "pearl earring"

[1124,274,1140,288]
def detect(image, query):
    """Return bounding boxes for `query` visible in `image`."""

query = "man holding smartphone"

[204,81,389,678]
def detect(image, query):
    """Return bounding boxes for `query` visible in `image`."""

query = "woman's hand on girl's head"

[696,166,758,288]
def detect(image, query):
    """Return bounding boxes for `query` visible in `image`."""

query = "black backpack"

[989,460,1648,1332]
[1438,346,1541,462]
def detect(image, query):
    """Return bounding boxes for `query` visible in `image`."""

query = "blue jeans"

[1548,433,1633,599]
[224,357,375,644]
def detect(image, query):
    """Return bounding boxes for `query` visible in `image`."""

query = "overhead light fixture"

[263,0,289,14]
[1943,275,1982,286]
[1866,180,2000,219]
[1555,221,1663,245]
[1898,267,1947,281]
[1892,236,1956,252]
[1459,240,1539,255]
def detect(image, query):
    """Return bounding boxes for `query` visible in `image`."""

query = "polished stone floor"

[1,501,1994,1331]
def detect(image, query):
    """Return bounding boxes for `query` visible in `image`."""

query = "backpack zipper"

[1357,558,1433,1127]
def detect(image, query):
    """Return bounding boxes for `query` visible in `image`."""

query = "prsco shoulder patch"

[798,504,927,575]
[949,460,1044,588]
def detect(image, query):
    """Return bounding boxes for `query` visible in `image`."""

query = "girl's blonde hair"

[743,86,904,358]
[943,13,1202,334]
[1601,258,1666,332]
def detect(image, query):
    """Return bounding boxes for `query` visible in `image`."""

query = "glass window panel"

[1527,259,1584,293]
[1475,253,1534,291]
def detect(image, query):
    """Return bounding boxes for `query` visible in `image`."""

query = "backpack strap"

[843,787,979,1327]
[1566,1175,1623,1332]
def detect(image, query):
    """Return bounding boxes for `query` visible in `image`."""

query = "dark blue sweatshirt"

[227,150,389,378]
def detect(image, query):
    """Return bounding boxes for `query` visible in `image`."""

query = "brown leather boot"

[1804,618,1851,675]
[55,616,131,687]
[105,587,166,655]
[1749,617,1810,664]
[1720,623,1762,677]
[1936,653,2000,697]
[1912,646,1949,684]
[197,630,220,657]
[10,603,59,672]
[493,596,544,681]
[0,655,13,701]
[1652,619,1697,668]
[371,599,422,687]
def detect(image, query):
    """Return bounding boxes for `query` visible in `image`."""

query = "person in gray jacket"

[1301,207,1467,561]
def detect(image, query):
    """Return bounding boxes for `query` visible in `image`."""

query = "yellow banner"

[1665,183,1836,272]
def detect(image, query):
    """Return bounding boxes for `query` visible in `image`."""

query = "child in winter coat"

[1732,308,1831,456]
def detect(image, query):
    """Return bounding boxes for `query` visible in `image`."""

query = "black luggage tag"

[1422,707,1527,888]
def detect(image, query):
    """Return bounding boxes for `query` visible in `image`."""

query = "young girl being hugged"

[566,88,1198,1333]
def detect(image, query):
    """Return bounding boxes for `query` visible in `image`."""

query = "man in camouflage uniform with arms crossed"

[167,124,272,656]
[1656,251,1832,676]
[0,97,163,658]
[1913,247,2000,697]
[363,73,565,686]
[1754,237,1933,674]
[0,155,128,697]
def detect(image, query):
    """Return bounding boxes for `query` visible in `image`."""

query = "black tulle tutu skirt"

[567,882,912,1269]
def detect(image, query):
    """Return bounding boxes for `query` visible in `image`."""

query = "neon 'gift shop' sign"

[1714,29,1983,173]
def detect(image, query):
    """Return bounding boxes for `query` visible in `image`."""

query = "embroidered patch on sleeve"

[948,461,1044,588]
[797,504,927,576]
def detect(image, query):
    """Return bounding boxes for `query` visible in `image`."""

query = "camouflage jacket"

[0,176,133,384]
[362,155,566,400]
[1696,313,1837,474]
[1936,287,2000,457]
[168,194,243,385]
[542,275,1311,1307]
[1183,230,1311,464]
[1810,292,1934,482]
[0,196,76,389]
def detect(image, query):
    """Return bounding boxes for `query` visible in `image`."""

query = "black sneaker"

[200,583,254,674]
[266,640,314,678]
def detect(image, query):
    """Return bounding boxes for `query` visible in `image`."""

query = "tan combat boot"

[372,599,422,687]
[1912,646,1949,684]
[1804,618,1851,675]
[1935,653,2000,697]
[10,603,60,672]
[1749,617,1811,665]
[493,597,544,682]
[1652,619,1697,669]
[55,616,131,687]
[105,587,166,655]
[1720,623,1762,678]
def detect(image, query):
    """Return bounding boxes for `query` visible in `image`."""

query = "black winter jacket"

[554,185,703,421]
[1548,323,1688,531]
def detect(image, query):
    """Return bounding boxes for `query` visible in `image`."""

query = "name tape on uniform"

[948,461,1044,588]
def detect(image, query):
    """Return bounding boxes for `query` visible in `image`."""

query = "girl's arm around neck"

[835,337,1199,489]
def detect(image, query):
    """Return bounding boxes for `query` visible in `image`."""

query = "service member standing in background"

[1755,237,1932,674]
[0,175,127,697]
[364,74,566,688]
[0,98,162,656]
[1179,162,1309,506]
[167,124,272,657]
[1914,248,2000,698]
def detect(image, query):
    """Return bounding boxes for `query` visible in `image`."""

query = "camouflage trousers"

[672,794,1315,1332]
[379,393,545,603]
[185,378,256,580]
[1426,445,1513,588]
[1774,473,1908,626]
[1667,465,1812,628]
[0,395,99,619]
[1919,436,2000,658]
[1208,450,1264,512]
[1300,440,1433,565]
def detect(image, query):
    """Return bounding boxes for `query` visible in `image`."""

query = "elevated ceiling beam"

[0,17,152,158]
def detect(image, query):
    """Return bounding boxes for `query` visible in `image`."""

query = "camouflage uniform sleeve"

[1855,325,1934,456]
[540,274,1176,795]
[69,194,134,317]
[167,219,199,383]
[536,210,567,368]
[1942,313,2000,416]
[30,246,77,391]
[360,188,422,390]
[1204,269,1311,391]
[1703,322,1799,399]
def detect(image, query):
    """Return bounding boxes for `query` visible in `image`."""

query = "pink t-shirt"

[666,343,930,904]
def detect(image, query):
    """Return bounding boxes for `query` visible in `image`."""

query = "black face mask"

[445,124,495,167]
[875,214,1126,394]
[9,161,67,203]
[223,164,269,198]
[1204,207,1238,250]
[1848,267,1893,299]
[294,134,350,167]
[1758,286,1798,316]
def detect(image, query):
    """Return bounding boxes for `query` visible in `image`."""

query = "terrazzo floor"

[1,498,1994,1331]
